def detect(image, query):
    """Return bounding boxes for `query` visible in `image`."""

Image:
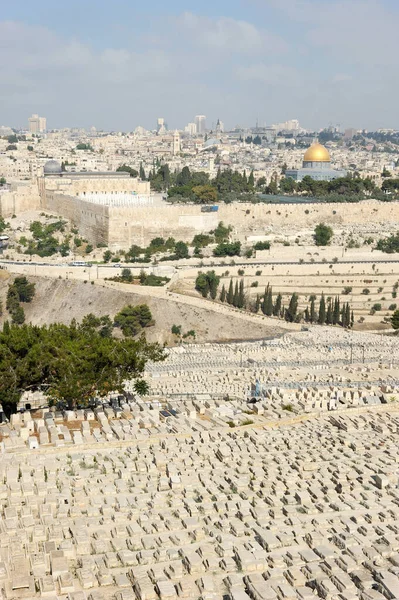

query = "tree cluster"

[376,233,399,253]
[23,220,69,257]
[219,279,246,309]
[6,277,35,324]
[113,304,154,337]
[0,318,164,414]
[195,271,220,299]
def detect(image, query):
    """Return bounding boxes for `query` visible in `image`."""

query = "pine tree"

[227,280,234,305]
[265,287,273,316]
[220,284,226,303]
[318,294,326,324]
[255,294,260,313]
[310,297,316,323]
[273,293,282,317]
[233,281,239,308]
[285,293,298,322]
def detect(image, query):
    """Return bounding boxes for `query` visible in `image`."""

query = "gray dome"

[44,160,62,174]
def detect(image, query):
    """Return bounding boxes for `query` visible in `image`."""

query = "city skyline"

[1,0,399,131]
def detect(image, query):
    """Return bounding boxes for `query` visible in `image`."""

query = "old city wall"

[43,192,109,246]
[0,185,41,218]
[107,200,399,250]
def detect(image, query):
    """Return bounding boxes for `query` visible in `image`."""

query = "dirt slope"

[1,277,285,344]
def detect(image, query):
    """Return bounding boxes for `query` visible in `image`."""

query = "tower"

[195,115,206,135]
[172,130,180,155]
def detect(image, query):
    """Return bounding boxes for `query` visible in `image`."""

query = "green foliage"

[285,293,299,322]
[0,318,164,413]
[76,143,94,151]
[192,234,213,248]
[362,288,370,295]
[195,271,220,299]
[314,223,333,246]
[211,222,232,243]
[25,220,67,257]
[192,185,218,204]
[11,305,25,325]
[342,286,353,295]
[85,244,93,254]
[121,268,133,282]
[372,303,382,311]
[213,241,241,257]
[171,324,182,335]
[391,310,399,330]
[116,165,139,177]
[253,241,271,251]
[114,304,154,337]
[376,233,399,253]
[12,277,35,302]
[103,250,112,262]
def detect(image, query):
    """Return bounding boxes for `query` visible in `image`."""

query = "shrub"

[282,404,294,412]
[372,303,382,311]
[389,304,397,311]
[342,286,352,295]
[171,324,181,335]
[250,281,259,288]
[362,288,370,295]
[253,241,270,251]
[314,223,333,246]
[255,270,262,276]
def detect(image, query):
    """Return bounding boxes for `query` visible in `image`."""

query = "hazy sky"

[1,0,398,131]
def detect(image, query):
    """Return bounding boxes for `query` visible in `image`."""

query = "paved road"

[1,258,399,268]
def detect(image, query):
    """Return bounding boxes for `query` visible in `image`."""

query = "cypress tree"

[220,284,226,303]
[267,287,274,316]
[310,297,316,323]
[273,293,282,317]
[139,163,146,180]
[304,307,310,322]
[341,303,347,328]
[261,285,269,315]
[255,294,261,313]
[345,303,351,328]
[233,281,239,308]
[238,279,245,309]
[227,279,234,305]
[351,310,354,328]
[318,294,326,324]
[326,300,333,325]
[285,293,298,322]
[333,296,340,325]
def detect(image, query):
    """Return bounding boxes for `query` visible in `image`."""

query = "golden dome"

[303,142,331,163]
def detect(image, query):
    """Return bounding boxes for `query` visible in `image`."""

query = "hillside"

[0,276,286,344]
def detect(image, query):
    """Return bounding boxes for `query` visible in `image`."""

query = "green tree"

[13,277,35,302]
[273,293,282,317]
[233,281,239,308]
[103,250,112,263]
[139,163,146,180]
[314,223,333,246]
[116,165,139,177]
[220,284,226,303]
[121,268,133,282]
[192,185,217,204]
[391,310,399,330]
[227,279,234,305]
[318,294,326,324]
[11,305,25,325]
[265,287,273,316]
[310,297,317,323]
[285,293,298,322]
[174,241,189,259]
[113,304,154,337]
[213,241,241,257]
[333,297,340,325]
[326,300,333,325]
[237,279,245,308]
[255,294,261,313]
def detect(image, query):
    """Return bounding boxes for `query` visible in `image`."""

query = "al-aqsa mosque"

[285,142,347,182]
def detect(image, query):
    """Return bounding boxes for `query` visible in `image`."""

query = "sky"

[0,0,398,131]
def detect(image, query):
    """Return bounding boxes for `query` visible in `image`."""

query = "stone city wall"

[44,192,109,246]
[107,200,399,249]
[0,185,41,217]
